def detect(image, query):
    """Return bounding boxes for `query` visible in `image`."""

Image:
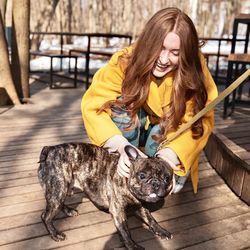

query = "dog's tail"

[38,146,50,163]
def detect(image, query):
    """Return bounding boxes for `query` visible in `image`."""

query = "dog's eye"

[164,175,170,183]
[138,172,146,180]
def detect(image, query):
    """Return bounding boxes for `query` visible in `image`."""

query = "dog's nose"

[152,178,160,189]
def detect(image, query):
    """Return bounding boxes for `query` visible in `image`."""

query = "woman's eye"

[171,51,179,56]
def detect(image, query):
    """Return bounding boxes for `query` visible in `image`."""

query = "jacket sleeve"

[163,55,218,176]
[81,50,126,146]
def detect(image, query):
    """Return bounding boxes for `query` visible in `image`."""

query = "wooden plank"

[0,133,88,148]
[0,170,37,182]
[0,117,83,129]
[0,128,85,141]
[222,156,235,187]
[0,184,41,198]
[182,229,250,250]
[0,176,38,189]
[241,170,250,205]
[0,164,41,174]
[231,166,245,196]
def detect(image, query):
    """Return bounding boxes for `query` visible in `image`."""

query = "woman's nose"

[159,51,169,64]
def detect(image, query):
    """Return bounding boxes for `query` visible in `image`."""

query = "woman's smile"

[155,61,170,71]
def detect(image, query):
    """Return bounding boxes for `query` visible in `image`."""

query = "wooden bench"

[30,32,132,89]
[30,50,78,89]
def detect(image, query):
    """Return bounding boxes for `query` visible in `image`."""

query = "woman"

[81,7,218,193]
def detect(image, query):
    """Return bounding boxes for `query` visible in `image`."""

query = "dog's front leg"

[109,203,144,250]
[135,207,173,240]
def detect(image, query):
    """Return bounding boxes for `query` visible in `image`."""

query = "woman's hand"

[156,148,182,172]
[104,135,147,178]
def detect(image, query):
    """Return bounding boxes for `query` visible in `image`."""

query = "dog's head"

[125,146,174,203]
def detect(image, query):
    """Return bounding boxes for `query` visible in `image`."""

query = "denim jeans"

[111,97,160,157]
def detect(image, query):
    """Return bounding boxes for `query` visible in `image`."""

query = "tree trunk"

[30,0,60,51]
[0,0,7,26]
[0,12,21,105]
[11,0,30,100]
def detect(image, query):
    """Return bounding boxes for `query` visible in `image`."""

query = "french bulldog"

[38,142,174,250]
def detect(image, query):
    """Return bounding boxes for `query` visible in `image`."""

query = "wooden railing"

[30,32,249,88]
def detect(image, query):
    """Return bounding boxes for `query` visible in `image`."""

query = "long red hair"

[100,7,208,141]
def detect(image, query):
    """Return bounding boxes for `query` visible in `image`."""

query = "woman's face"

[152,32,180,78]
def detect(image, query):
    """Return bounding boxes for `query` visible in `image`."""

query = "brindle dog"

[38,143,173,250]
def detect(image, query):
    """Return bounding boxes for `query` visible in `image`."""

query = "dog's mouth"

[144,192,166,203]
[133,191,167,203]
[148,193,165,199]
[149,193,157,198]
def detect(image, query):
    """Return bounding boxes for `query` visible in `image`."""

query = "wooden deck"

[0,78,250,250]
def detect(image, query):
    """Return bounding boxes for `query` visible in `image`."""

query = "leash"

[158,68,250,150]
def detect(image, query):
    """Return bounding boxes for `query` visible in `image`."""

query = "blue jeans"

[111,98,160,157]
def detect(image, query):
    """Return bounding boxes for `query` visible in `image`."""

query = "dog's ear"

[124,145,139,160]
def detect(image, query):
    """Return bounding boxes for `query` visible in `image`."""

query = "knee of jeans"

[144,125,160,157]
[123,128,140,147]
[111,104,132,129]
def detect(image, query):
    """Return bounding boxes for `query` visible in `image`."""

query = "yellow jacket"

[81,47,218,193]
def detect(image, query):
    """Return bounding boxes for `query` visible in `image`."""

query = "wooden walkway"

[0,78,250,250]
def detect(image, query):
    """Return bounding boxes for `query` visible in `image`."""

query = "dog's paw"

[62,205,79,217]
[155,228,173,240]
[51,232,66,241]
[150,225,173,240]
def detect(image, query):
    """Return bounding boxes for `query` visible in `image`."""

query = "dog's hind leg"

[42,204,66,241]
[41,180,68,241]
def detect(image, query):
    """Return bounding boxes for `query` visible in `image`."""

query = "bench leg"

[223,61,234,119]
[50,57,54,89]
[74,57,77,88]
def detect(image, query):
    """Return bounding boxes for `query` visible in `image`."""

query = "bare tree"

[30,0,60,51]
[0,0,7,26]
[11,0,30,100]
[0,10,21,105]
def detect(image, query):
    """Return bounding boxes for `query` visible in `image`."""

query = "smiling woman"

[152,32,180,78]
[81,7,218,194]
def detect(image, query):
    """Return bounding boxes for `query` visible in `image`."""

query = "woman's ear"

[124,145,139,160]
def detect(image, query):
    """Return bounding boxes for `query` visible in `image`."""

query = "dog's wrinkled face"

[125,146,174,203]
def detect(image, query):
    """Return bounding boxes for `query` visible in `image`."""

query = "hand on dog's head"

[124,145,140,160]
[124,145,174,203]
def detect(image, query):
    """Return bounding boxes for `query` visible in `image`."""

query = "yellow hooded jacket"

[81,47,218,193]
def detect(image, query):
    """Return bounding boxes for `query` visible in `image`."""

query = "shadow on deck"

[0,78,249,250]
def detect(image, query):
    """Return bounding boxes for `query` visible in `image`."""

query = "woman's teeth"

[157,63,169,70]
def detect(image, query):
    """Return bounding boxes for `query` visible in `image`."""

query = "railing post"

[60,33,63,71]
[85,35,91,88]
[215,39,221,82]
